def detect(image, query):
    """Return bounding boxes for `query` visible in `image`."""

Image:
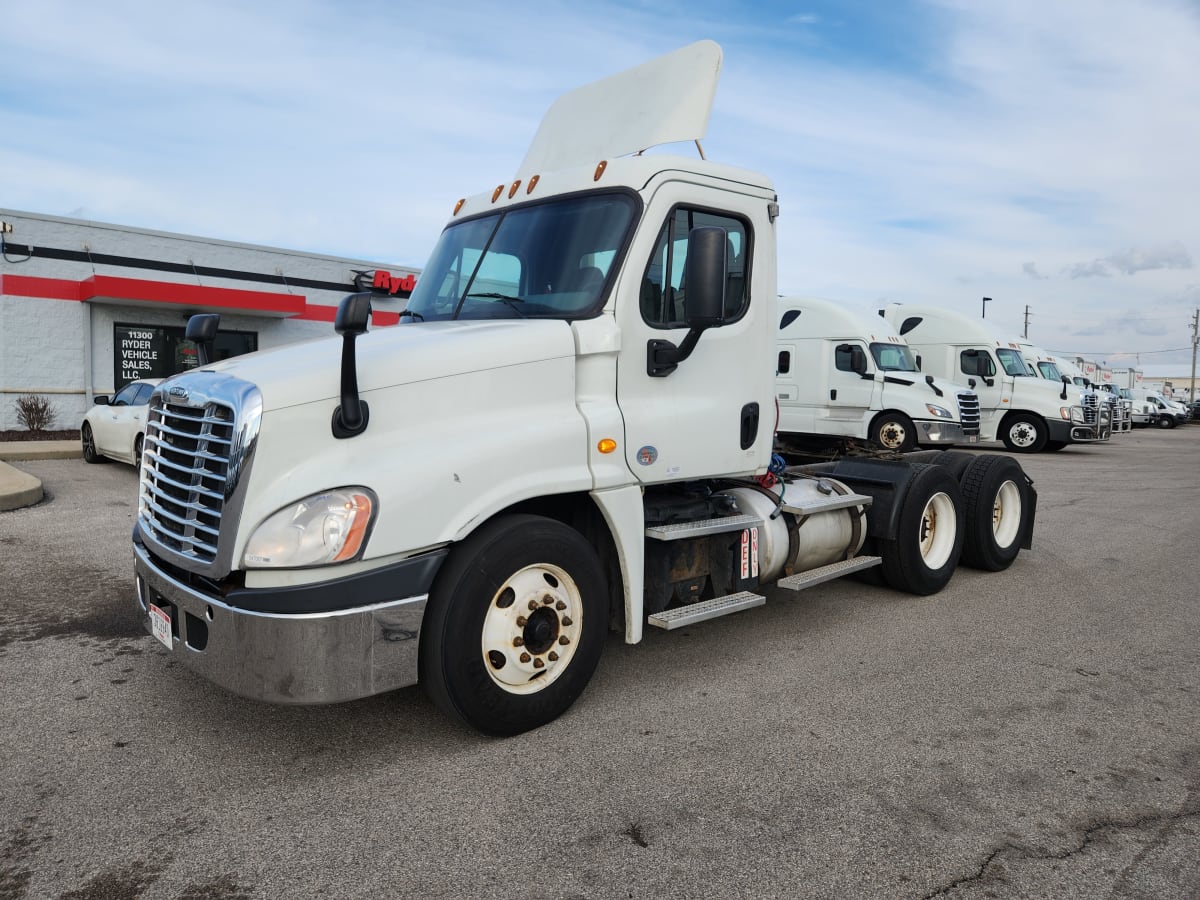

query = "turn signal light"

[597,438,617,454]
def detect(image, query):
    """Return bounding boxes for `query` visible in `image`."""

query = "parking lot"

[1,429,1198,899]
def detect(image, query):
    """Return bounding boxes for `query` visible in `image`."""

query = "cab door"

[614,183,774,482]
[825,341,877,427]
[958,347,1010,434]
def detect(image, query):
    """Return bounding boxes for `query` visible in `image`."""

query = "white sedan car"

[81,378,162,466]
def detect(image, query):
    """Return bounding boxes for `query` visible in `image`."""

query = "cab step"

[647,590,766,630]
[780,492,873,517]
[645,513,762,541]
[776,555,882,592]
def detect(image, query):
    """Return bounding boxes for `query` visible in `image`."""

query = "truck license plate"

[149,603,172,650]
[966,435,978,443]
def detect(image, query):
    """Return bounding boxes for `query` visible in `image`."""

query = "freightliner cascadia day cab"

[774,297,981,452]
[882,304,1111,453]
[132,42,1038,735]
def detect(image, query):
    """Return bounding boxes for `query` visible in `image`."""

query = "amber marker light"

[491,185,504,202]
[597,438,618,454]
[453,198,466,215]
[593,160,608,181]
[527,174,540,194]
[508,180,522,199]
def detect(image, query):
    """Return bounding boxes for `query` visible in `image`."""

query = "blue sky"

[2,0,1198,374]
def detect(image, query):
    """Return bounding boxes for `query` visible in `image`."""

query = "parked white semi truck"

[774,296,981,453]
[881,305,1111,452]
[1017,343,1131,432]
[131,42,1037,735]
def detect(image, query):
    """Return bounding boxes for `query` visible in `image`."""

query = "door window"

[640,208,749,328]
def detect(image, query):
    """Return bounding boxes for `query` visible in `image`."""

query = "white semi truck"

[131,42,1037,735]
[774,296,981,452]
[1017,343,1131,432]
[881,304,1111,452]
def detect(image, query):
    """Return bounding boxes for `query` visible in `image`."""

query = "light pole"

[982,297,992,319]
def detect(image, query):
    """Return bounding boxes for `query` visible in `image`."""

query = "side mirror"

[332,293,372,438]
[647,226,727,377]
[682,226,727,329]
[185,314,220,366]
[93,395,110,406]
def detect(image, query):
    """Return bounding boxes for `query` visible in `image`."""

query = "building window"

[114,323,257,388]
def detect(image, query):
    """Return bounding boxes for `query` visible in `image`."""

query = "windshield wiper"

[398,309,424,321]
[465,292,526,316]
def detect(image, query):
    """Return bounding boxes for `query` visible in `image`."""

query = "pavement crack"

[921,804,1200,899]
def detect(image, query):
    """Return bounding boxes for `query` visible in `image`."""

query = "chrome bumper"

[133,542,429,704]
[916,421,976,444]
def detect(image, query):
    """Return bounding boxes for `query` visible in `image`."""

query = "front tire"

[420,514,607,736]
[81,423,106,464]
[959,455,1032,571]
[869,412,917,453]
[1000,413,1048,453]
[879,464,964,595]
[1157,415,1176,429]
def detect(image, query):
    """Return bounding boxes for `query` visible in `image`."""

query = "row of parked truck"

[773,297,1191,456]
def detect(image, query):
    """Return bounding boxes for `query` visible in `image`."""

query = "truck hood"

[176,319,578,413]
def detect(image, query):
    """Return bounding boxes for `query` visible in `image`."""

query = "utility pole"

[1023,304,1031,339]
[1190,308,1198,403]
[982,296,992,319]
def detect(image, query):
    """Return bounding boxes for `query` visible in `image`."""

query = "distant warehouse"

[0,209,419,430]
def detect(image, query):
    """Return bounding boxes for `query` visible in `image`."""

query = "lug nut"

[528,599,539,611]
[548,651,559,662]
[516,616,527,627]
[513,636,524,647]
[561,617,572,627]
[520,652,531,663]
[542,594,554,605]
[558,635,570,646]
[556,600,566,610]
[533,658,545,669]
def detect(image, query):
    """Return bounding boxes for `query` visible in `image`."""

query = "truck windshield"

[869,343,918,372]
[402,192,638,321]
[996,348,1030,376]
[1036,361,1062,381]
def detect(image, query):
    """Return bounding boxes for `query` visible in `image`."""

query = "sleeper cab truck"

[881,304,1111,453]
[774,296,980,453]
[130,41,1038,735]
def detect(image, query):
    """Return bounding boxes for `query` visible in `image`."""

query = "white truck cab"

[1017,343,1131,432]
[131,42,1038,734]
[882,304,1110,452]
[774,296,980,452]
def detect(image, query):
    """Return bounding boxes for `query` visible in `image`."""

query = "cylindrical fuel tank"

[725,478,868,583]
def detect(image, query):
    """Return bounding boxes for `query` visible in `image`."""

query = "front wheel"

[879,464,964,595]
[420,514,607,736]
[869,412,917,453]
[1157,415,1176,429]
[81,423,106,464]
[1000,413,1048,453]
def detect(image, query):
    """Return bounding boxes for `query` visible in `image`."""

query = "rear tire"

[1000,413,1048,453]
[879,464,964,595]
[959,455,1031,571]
[869,412,917,453]
[420,514,607,736]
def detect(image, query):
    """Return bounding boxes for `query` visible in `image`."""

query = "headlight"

[244,488,377,568]
[1061,407,1085,423]
[926,404,954,419]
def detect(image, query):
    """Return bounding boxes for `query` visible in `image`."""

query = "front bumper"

[916,420,976,445]
[133,541,445,704]
[1048,409,1111,444]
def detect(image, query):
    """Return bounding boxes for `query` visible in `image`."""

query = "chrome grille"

[955,390,981,436]
[1081,392,1099,425]
[139,399,234,563]
[137,373,261,577]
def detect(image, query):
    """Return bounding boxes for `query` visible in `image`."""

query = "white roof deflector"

[516,40,723,180]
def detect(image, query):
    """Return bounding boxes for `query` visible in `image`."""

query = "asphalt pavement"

[1,429,1198,899]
